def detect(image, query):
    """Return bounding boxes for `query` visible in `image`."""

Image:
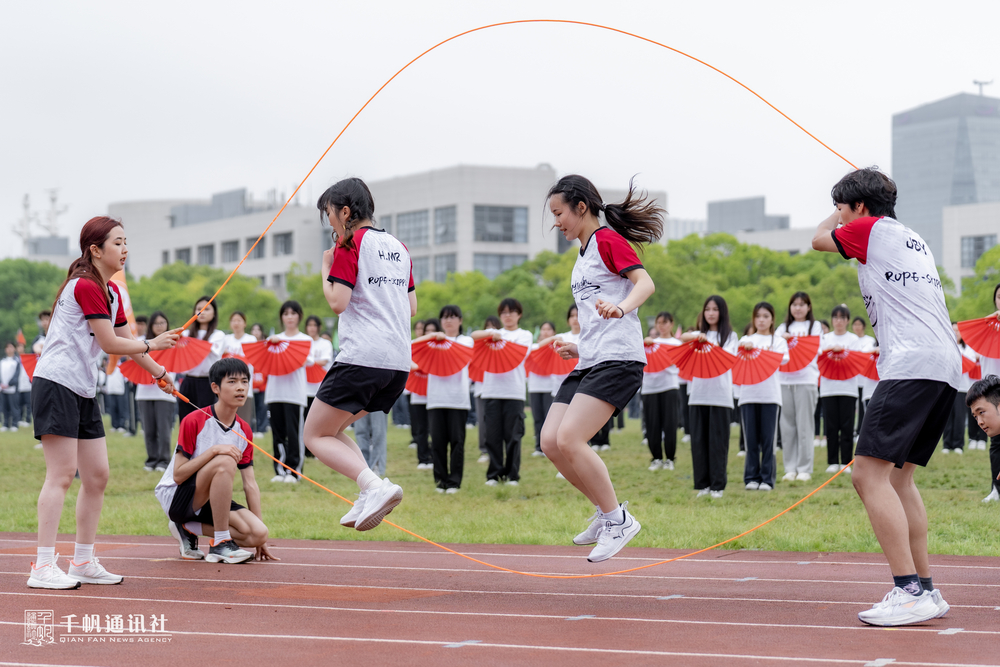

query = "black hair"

[439,305,463,334]
[547,174,664,248]
[484,316,501,329]
[317,177,375,250]
[540,321,557,335]
[498,298,523,316]
[655,311,673,323]
[831,167,897,218]
[280,300,303,326]
[188,296,219,339]
[4,341,15,350]
[783,291,815,330]
[250,322,264,337]
[852,316,866,327]
[993,282,1000,307]
[820,319,831,331]
[831,304,850,320]
[566,304,578,320]
[134,315,148,325]
[423,318,442,333]
[38,310,51,318]
[699,295,732,346]
[752,301,777,334]
[966,375,1000,409]
[209,357,250,387]
[305,315,323,333]
[229,311,247,325]
[148,310,170,335]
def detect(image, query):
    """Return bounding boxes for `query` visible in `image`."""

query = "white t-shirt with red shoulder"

[153,406,253,515]
[305,336,335,398]
[571,227,646,369]
[263,331,313,407]
[737,333,789,405]
[34,277,129,398]
[688,330,739,409]
[427,334,473,410]
[832,216,961,389]
[481,328,533,401]
[182,329,227,377]
[327,227,414,373]
[550,331,580,397]
[775,319,824,386]
[819,331,862,398]
[641,337,681,395]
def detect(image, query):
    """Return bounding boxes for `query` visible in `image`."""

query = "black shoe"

[168,522,204,560]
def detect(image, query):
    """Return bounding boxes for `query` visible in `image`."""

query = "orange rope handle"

[168,383,852,579]
[180,18,857,330]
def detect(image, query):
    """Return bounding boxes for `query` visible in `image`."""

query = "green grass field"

[1,413,997,556]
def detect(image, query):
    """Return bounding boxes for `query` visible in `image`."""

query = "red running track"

[1,532,998,667]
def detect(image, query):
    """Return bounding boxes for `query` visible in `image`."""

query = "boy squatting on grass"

[154,358,278,564]
[967,375,1000,488]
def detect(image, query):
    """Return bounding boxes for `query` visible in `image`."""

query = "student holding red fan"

[775,292,823,482]
[813,167,960,627]
[136,311,177,472]
[224,311,257,430]
[641,311,682,472]
[527,321,558,457]
[264,300,314,483]
[819,304,862,474]
[540,175,661,563]
[304,178,415,533]
[410,318,439,470]
[178,297,227,421]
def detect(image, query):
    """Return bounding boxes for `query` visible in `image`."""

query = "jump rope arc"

[180,18,859,330]
[170,387,854,579]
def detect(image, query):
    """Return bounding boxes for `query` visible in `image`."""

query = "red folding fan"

[412,338,474,377]
[671,340,737,379]
[406,370,428,396]
[779,335,820,373]
[859,350,880,381]
[241,339,311,377]
[958,315,1000,359]
[526,343,578,376]
[961,355,977,375]
[119,359,155,385]
[643,340,681,373]
[19,354,38,382]
[970,362,982,380]
[731,347,783,386]
[306,365,328,383]
[155,335,214,373]
[817,349,868,381]
[470,338,529,376]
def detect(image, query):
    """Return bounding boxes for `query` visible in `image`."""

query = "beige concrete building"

[941,201,1000,293]
[734,227,815,256]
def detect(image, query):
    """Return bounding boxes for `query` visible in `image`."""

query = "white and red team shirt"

[550,331,580,397]
[426,334,473,410]
[688,330,740,408]
[737,333,789,405]
[153,407,253,515]
[480,328,533,400]
[328,227,414,373]
[571,227,646,369]
[819,331,861,398]
[775,319,824,386]
[182,329,226,377]
[34,277,128,398]
[641,337,682,395]
[832,217,960,388]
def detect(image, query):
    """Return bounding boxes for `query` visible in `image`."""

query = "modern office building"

[941,201,999,293]
[707,196,789,234]
[893,92,1000,261]
[662,217,707,241]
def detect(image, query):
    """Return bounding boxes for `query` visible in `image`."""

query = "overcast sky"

[2,0,997,259]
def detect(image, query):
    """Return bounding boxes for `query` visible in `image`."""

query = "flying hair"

[547,174,664,249]
[317,177,376,250]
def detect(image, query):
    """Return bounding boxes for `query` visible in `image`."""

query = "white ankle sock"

[74,543,94,564]
[184,522,202,536]
[357,468,381,492]
[600,506,624,525]
[214,530,231,544]
[36,547,55,567]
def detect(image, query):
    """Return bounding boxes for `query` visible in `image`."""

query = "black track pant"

[484,398,524,482]
[268,402,303,476]
[529,392,553,451]
[429,408,467,490]
[643,389,678,461]
[689,405,731,491]
[410,403,431,464]
[822,395,855,466]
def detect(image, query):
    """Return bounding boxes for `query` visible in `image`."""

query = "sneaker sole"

[205,553,253,564]
[857,604,938,626]
[934,600,950,618]
[572,536,598,546]
[355,487,403,532]
[169,523,204,560]
[587,519,641,563]
[67,574,124,585]
[27,576,81,590]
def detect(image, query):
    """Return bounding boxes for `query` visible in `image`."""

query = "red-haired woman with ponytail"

[28,217,179,590]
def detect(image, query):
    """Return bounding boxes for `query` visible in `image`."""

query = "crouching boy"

[154,358,277,563]
[967,375,1000,500]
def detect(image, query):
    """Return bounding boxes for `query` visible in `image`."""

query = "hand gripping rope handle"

[180,18,859,330]
[166,383,854,579]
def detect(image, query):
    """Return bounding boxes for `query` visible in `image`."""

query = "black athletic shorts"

[856,379,956,468]
[314,362,409,415]
[168,472,244,526]
[553,360,645,417]
[31,377,105,441]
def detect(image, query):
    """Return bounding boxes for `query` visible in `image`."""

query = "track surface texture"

[1,533,997,666]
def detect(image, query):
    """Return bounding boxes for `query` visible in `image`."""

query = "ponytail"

[52,216,121,314]
[547,174,664,249]
[317,177,376,251]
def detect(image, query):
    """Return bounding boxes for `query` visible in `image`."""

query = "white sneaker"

[67,557,123,584]
[436,487,445,494]
[983,488,999,503]
[34,442,43,449]
[736,450,746,457]
[154,465,167,472]
[980,440,989,450]
[590,444,600,452]
[841,465,852,474]
[340,494,365,527]
[168,522,204,560]
[648,459,663,471]
[0,426,8,433]
[781,472,797,482]
[696,488,710,498]
[759,483,772,491]
[477,454,489,463]
[573,511,603,546]
[27,557,81,589]
[953,448,964,455]
[485,479,499,486]
[283,474,298,483]
[825,464,840,473]
[681,434,691,444]
[205,539,254,564]
[531,450,545,457]
[928,589,949,618]
[796,472,812,482]
[253,432,265,439]
[857,588,939,626]
[270,474,285,483]
[820,438,828,447]
[599,444,611,451]
[710,490,724,499]
[745,481,760,490]
[941,448,951,454]
[408,442,417,449]
[18,420,29,427]
[355,478,403,531]
[505,480,519,486]
[144,465,155,472]
[641,438,649,446]
[587,504,641,562]
[418,462,434,470]
[445,487,459,494]
[812,437,820,448]
[9,426,17,433]
[555,472,566,479]
[853,434,859,444]
[664,459,674,470]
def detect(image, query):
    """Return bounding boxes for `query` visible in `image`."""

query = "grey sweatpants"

[355,411,388,477]
[780,384,817,474]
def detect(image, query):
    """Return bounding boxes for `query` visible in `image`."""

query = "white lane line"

[1,592,998,636]
[1,538,997,571]
[1,623,996,666]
